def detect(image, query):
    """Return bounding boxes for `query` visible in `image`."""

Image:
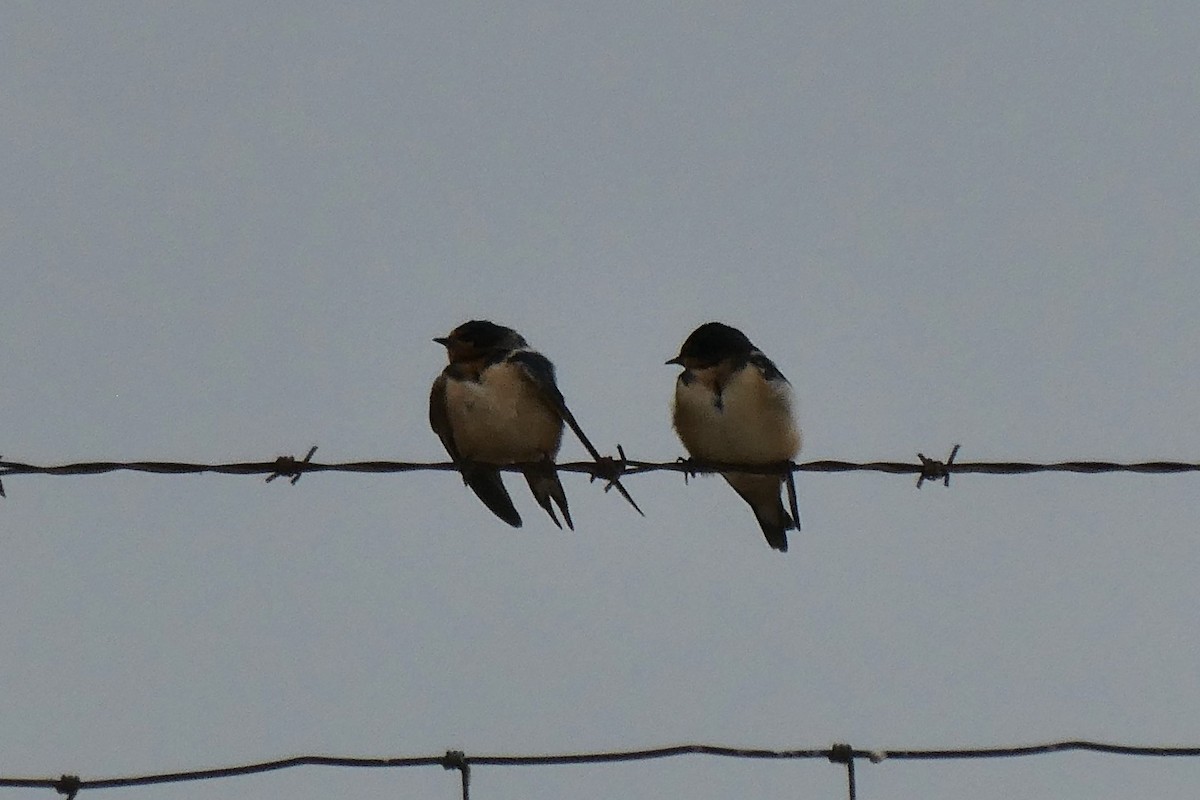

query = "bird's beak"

[433,337,451,346]
[665,356,684,366]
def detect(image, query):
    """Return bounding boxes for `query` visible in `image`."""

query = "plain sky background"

[3,3,1200,799]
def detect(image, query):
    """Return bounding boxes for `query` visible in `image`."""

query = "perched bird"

[430,320,640,529]
[667,322,801,551]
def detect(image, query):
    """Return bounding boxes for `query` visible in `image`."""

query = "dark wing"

[748,351,788,384]
[428,372,461,461]
[508,350,644,517]
[429,371,522,527]
[507,350,601,460]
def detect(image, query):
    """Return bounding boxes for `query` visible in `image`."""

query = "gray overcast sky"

[3,3,1200,799]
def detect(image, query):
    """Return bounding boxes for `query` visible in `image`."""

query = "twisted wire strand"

[2,454,1198,483]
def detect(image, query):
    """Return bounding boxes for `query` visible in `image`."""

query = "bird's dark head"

[666,322,755,369]
[435,320,528,363]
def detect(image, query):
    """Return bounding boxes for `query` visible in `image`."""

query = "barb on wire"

[4,740,1200,798]
[52,776,79,800]
[588,444,644,517]
[441,751,470,800]
[828,744,857,800]
[265,446,318,485]
[917,444,960,488]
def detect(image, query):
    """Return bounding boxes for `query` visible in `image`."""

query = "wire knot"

[588,445,630,491]
[54,775,81,800]
[676,456,700,484]
[265,446,318,485]
[441,750,468,772]
[589,445,645,517]
[828,743,855,764]
[917,444,960,488]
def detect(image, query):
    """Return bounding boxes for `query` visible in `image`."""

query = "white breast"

[673,367,801,463]
[444,362,563,463]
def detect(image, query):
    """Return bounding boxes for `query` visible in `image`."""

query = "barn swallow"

[668,322,801,551]
[431,320,641,529]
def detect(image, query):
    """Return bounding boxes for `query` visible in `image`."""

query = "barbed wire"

[3,445,1199,495]
[4,740,1199,800]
